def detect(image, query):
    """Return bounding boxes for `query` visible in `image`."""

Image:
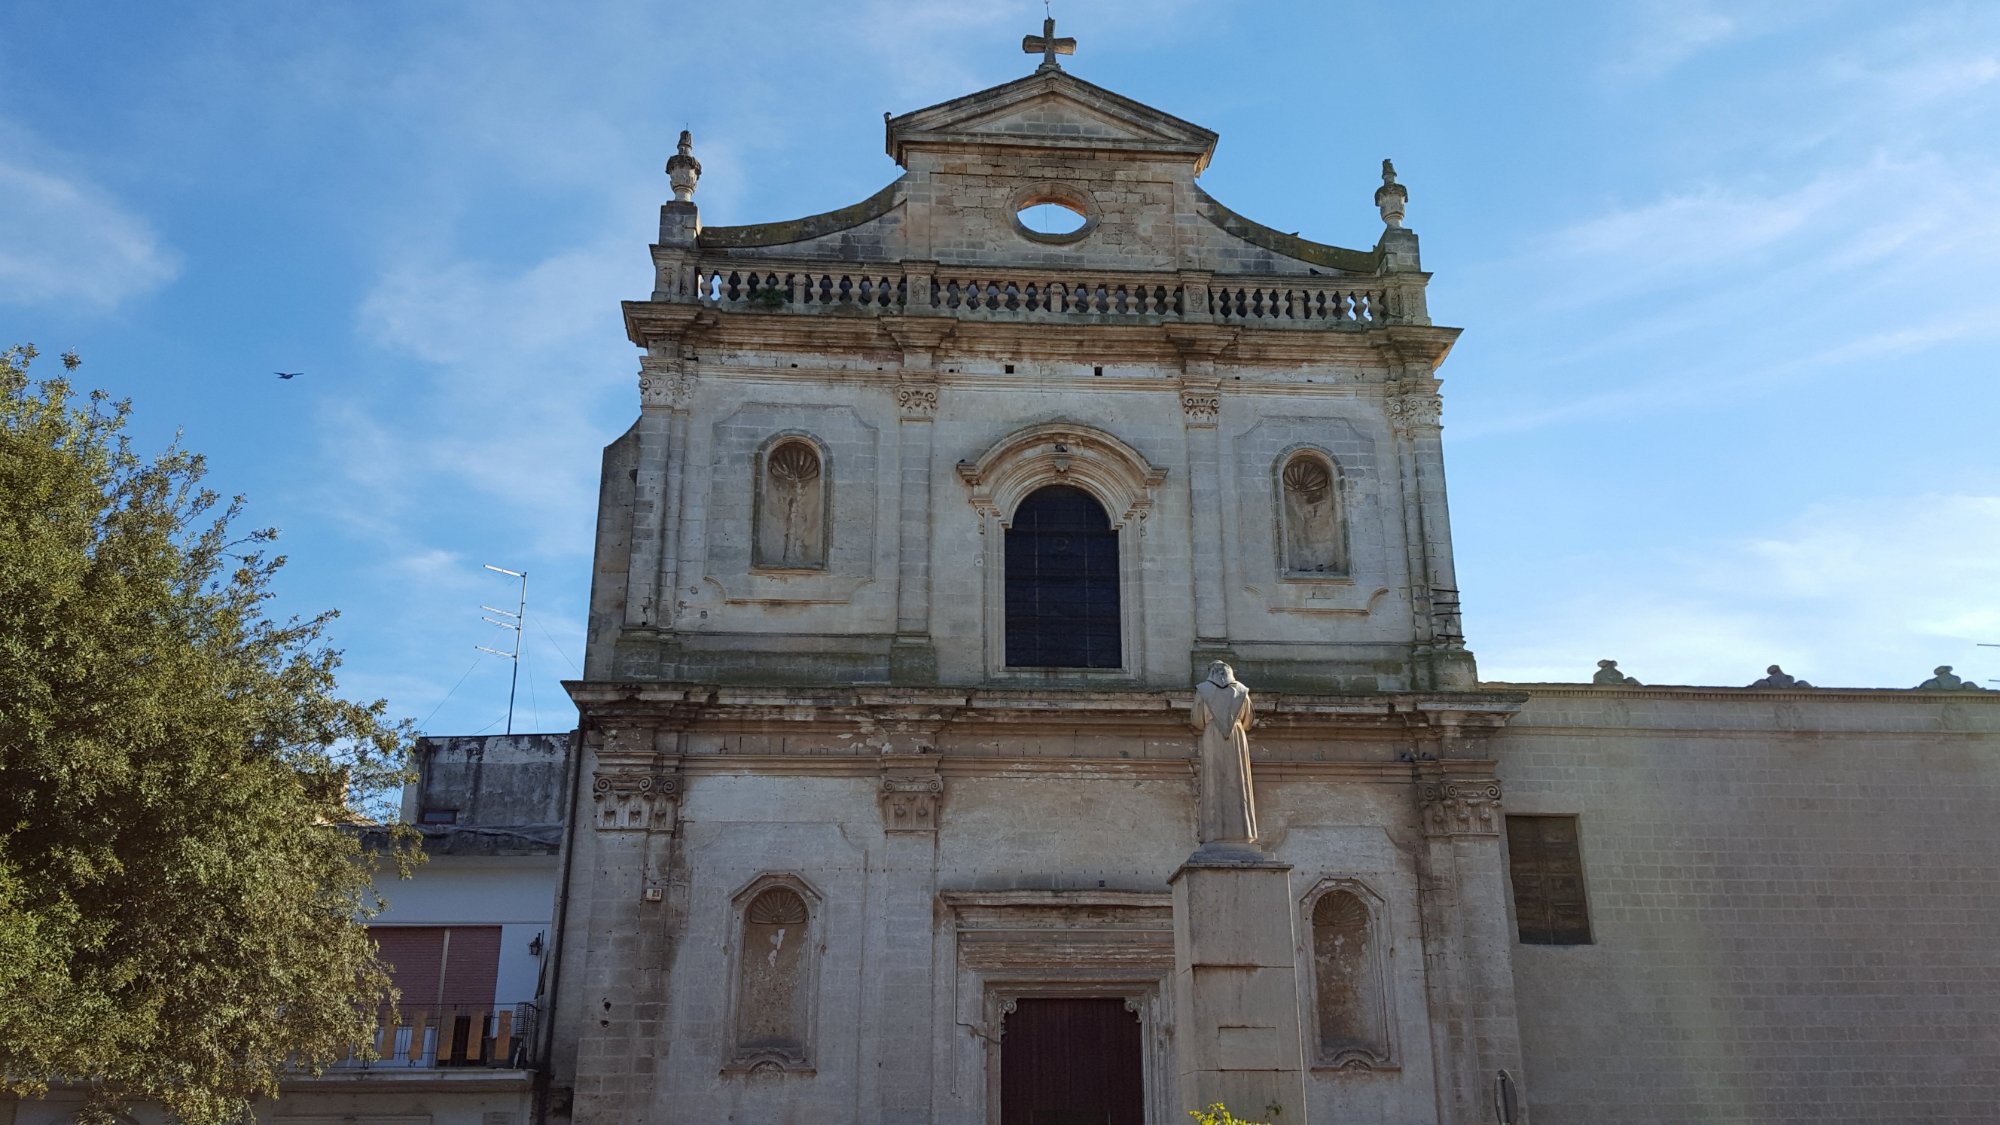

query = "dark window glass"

[1004,485,1120,668]
[1506,815,1593,945]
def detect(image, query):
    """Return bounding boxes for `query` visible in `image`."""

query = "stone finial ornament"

[1375,158,1408,229]
[1915,665,1986,691]
[1592,659,1641,686]
[1749,665,1811,689]
[666,130,702,203]
[1190,661,1258,855]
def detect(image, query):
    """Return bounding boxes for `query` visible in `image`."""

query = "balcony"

[329,1003,538,1071]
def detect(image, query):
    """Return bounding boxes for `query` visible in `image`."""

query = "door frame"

[983,980,1171,1125]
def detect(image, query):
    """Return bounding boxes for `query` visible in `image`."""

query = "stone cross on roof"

[1022,16,1076,72]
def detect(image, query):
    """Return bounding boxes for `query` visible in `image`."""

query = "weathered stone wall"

[1495,687,2000,1124]
[405,732,573,829]
[543,694,1516,1125]
[601,356,1433,690]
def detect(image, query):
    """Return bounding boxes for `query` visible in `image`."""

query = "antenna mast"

[477,564,528,735]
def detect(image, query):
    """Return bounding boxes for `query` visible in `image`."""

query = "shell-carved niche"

[1278,451,1347,576]
[754,437,828,570]
[726,874,822,1073]
[1305,882,1395,1070]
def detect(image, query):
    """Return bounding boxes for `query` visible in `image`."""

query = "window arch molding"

[722,872,825,1075]
[955,422,1167,525]
[955,423,1168,679]
[1273,443,1349,579]
[751,431,831,572]
[1297,877,1398,1071]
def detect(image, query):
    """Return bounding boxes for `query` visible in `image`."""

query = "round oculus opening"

[1016,200,1088,236]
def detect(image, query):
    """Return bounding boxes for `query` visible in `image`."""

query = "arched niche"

[1298,878,1397,1071]
[723,872,824,1074]
[955,423,1167,679]
[1275,446,1348,577]
[752,434,830,571]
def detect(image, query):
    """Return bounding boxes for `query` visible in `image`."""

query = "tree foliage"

[0,346,418,1124]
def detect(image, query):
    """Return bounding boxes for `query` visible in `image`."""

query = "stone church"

[541,28,2000,1125]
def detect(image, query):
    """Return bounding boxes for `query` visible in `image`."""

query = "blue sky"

[4,0,1997,734]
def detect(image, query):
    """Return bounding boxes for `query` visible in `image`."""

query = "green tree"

[1189,1104,1272,1125]
[0,345,418,1125]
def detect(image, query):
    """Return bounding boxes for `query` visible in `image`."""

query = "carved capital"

[638,357,694,410]
[896,380,939,417]
[592,728,680,832]
[879,770,943,833]
[1417,775,1502,837]
[1387,392,1442,437]
[1180,390,1220,425]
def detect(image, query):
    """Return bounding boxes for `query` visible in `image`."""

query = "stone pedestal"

[1169,847,1310,1124]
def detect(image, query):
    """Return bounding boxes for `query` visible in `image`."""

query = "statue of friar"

[1190,661,1258,852]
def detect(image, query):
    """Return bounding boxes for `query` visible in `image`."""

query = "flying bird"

[274,371,301,379]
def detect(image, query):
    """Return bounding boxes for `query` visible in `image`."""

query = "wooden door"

[1000,997,1145,1125]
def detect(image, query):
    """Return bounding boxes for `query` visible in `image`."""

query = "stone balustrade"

[658,258,1404,329]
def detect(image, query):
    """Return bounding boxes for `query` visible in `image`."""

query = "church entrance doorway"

[999,997,1145,1125]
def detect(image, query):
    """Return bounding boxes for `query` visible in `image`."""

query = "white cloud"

[1476,493,2000,687]
[0,134,179,309]
[1604,0,1741,81]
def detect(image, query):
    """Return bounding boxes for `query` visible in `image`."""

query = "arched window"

[732,886,812,1067]
[1004,485,1121,668]
[754,438,827,569]
[1308,885,1392,1069]
[1279,451,1345,575]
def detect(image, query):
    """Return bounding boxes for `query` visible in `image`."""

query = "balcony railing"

[651,259,1408,329]
[329,1003,538,1070]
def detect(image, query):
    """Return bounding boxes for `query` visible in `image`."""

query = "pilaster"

[1166,325,1239,651]
[569,724,683,1125]
[1411,752,1528,1125]
[626,309,706,633]
[870,750,943,1122]
[882,317,955,684]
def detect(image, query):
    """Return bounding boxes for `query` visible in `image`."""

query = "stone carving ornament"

[1386,392,1442,437]
[1190,662,1258,854]
[895,382,939,415]
[1418,776,1503,836]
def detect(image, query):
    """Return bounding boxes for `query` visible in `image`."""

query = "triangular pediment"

[886,69,1218,171]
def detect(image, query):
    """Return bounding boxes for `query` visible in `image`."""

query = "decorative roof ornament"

[666,130,702,203]
[1592,659,1641,686]
[1915,665,1986,691]
[1022,16,1077,72]
[1749,665,1812,689]
[1375,158,1408,228]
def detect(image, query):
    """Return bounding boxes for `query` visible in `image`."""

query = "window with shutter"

[1505,815,1593,945]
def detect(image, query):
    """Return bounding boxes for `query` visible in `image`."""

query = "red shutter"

[439,925,502,1008]
[370,926,446,1009]
[369,925,500,1009]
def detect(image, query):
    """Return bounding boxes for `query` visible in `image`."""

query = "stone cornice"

[620,301,1459,371]
[564,680,1524,735]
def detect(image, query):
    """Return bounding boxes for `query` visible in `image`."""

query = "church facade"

[540,36,2000,1125]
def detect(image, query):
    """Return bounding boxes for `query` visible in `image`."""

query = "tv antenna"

[477,564,528,734]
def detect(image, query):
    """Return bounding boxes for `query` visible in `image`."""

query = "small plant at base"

[1189,1103,1270,1125]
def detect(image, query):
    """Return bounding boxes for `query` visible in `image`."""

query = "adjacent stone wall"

[1495,687,2000,1124]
